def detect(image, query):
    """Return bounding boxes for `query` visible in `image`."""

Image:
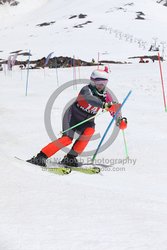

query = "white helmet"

[90,69,109,87]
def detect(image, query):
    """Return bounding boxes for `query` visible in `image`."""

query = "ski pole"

[25,50,31,96]
[92,90,132,163]
[60,110,107,135]
[158,52,167,112]
[122,130,129,158]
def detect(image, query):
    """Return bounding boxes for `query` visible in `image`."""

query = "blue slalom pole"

[25,50,31,96]
[92,90,132,163]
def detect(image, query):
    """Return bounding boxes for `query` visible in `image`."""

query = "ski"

[48,162,101,175]
[15,156,71,175]
[70,166,100,174]
[45,167,71,175]
[15,157,100,175]
[47,166,100,175]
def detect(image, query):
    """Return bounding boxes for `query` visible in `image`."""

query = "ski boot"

[61,154,78,167]
[27,151,48,167]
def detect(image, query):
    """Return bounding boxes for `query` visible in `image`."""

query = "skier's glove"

[103,102,111,110]
[116,117,127,130]
[103,102,121,113]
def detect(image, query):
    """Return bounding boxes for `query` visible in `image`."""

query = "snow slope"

[1,1,167,250]
[0,0,167,61]
[0,62,167,250]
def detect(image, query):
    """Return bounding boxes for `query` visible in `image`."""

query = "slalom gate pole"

[20,67,22,80]
[60,110,107,135]
[92,90,132,163]
[78,59,81,79]
[25,50,31,96]
[158,52,167,112]
[73,55,77,90]
[4,64,7,76]
[122,130,129,158]
[55,58,59,87]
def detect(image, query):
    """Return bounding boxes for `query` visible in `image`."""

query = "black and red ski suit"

[41,84,113,158]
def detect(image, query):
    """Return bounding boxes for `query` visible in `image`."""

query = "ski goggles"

[90,78,108,86]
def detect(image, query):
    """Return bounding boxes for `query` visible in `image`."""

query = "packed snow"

[1,0,167,250]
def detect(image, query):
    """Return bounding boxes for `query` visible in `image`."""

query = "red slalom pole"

[158,52,167,112]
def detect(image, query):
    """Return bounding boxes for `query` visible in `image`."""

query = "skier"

[27,68,127,167]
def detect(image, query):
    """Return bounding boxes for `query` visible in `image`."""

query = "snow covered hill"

[1,1,167,250]
[156,0,167,7]
[0,0,167,61]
